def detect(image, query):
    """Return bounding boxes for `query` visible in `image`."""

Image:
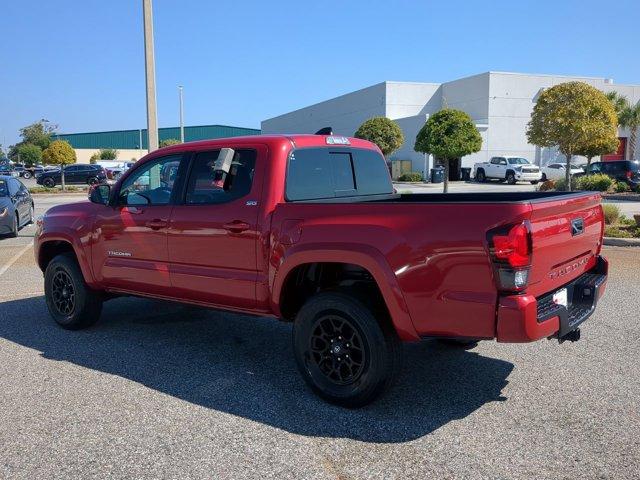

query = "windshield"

[508,158,530,165]
[0,180,7,197]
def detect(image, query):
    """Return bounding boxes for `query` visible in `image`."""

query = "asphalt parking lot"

[0,194,639,479]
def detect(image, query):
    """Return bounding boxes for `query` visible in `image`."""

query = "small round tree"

[15,143,43,166]
[160,138,181,148]
[99,148,118,160]
[527,82,618,190]
[354,117,404,157]
[414,109,482,193]
[42,140,76,190]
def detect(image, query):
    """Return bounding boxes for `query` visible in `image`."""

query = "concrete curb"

[603,237,640,247]
[602,194,640,202]
[30,192,88,198]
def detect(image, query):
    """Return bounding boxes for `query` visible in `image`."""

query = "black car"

[0,165,19,178]
[587,161,640,187]
[36,164,107,188]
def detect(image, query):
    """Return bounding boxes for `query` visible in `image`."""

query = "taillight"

[487,222,532,293]
[626,170,632,180]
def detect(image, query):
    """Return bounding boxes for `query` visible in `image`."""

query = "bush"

[555,177,578,191]
[613,181,630,193]
[538,179,556,191]
[397,172,423,182]
[575,173,614,192]
[604,226,633,238]
[602,204,620,225]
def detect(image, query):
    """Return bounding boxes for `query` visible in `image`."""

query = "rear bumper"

[496,256,608,342]
[515,171,542,181]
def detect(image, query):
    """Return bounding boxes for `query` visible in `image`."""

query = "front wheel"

[506,172,517,185]
[22,171,32,179]
[8,213,18,238]
[293,292,402,408]
[44,253,103,330]
[43,177,55,188]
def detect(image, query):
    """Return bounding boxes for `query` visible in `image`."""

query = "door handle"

[223,221,250,233]
[146,219,168,230]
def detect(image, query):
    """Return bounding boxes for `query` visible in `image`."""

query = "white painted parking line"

[0,241,34,277]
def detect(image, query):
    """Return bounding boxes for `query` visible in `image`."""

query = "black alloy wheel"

[309,314,367,385]
[51,269,76,316]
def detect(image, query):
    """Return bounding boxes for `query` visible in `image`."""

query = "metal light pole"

[142,0,158,152]
[178,85,184,143]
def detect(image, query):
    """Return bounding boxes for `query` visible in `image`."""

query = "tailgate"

[527,192,603,297]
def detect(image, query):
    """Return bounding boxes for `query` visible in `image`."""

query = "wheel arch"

[36,234,97,287]
[272,244,419,341]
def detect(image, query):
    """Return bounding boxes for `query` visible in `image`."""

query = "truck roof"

[153,134,380,155]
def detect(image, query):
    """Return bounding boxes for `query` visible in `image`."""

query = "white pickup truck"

[473,157,542,185]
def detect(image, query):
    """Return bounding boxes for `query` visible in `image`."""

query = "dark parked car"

[587,161,640,187]
[0,176,34,237]
[36,164,107,188]
[0,165,19,178]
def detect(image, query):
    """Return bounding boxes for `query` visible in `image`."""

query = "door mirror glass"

[89,184,110,205]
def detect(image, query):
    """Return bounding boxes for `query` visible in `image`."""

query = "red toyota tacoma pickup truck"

[34,134,608,407]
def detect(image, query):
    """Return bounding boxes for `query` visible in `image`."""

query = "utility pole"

[142,0,158,152]
[178,85,184,143]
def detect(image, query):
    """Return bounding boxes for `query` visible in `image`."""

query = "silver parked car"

[0,176,34,237]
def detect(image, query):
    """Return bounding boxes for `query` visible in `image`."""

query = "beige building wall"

[73,148,149,164]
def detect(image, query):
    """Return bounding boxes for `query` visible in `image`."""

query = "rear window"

[285,147,392,201]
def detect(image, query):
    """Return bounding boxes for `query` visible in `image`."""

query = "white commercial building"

[262,72,639,180]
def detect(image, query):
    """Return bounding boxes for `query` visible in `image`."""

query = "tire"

[23,171,32,179]
[87,177,99,185]
[506,172,516,185]
[541,173,547,182]
[437,338,479,350]
[293,291,402,408]
[8,212,18,238]
[476,169,486,183]
[44,253,103,330]
[43,177,55,188]
[531,181,539,185]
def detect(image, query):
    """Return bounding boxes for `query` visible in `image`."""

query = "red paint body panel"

[34,134,607,344]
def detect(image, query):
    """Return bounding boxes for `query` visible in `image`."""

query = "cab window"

[118,155,183,206]
[184,149,256,205]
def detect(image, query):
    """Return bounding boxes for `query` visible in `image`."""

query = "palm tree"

[621,101,640,161]
[606,92,640,161]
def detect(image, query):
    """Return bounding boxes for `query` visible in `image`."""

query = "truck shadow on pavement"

[0,295,514,443]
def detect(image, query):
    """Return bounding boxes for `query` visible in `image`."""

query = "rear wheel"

[476,169,486,183]
[506,172,517,185]
[22,171,32,179]
[44,253,103,330]
[293,291,402,408]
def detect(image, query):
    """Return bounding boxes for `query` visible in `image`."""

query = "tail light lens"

[487,222,532,293]
[626,170,633,180]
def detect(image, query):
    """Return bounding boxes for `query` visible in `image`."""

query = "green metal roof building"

[53,124,261,149]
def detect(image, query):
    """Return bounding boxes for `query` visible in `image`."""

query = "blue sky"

[1,0,639,148]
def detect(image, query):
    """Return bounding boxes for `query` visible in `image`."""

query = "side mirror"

[89,184,110,205]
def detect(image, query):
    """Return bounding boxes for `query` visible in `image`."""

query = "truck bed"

[273,190,604,340]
